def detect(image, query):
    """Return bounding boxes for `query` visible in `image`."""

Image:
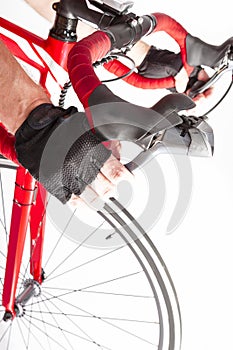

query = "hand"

[69,154,133,209]
[15,103,133,207]
[137,45,213,103]
[15,104,114,204]
[104,140,121,160]
[175,67,213,103]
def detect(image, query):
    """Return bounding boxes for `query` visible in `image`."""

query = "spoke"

[27,290,80,307]
[29,308,158,324]
[30,270,142,307]
[45,220,107,280]
[0,321,11,343]
[21,317,54,350]
[0,216,7,237]
[16,318,28,348]
[43,207,78,269]
[0,171,8,244]
[41,294,75,350]
[41,290,156,347]
[37,295,53,350]
[0,217,7,240]
[95,316,156,346]
[77,289,154,298]
[1,274,26,292]
[45,245,123,283]
[78,271,142,291]
[23,313,111,350]
[0,250,6,259]
[26,298,33,349]
[0,261,26,284]
[6,321,12,350]
[43,286,153,299]
[0,251,29,284]
[45,295,97,348]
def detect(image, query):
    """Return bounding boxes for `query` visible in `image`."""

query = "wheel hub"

[3,279,41,321]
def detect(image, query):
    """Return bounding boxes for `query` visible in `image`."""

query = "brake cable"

[201,75,233,117]
[59,52,136,107]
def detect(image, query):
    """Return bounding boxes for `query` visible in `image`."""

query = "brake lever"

[125,114,215,172]
[189,50,233,98]
[189,64,233,98]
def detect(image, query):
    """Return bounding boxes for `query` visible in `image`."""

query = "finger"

[79,185,106,210]
[89,171,115,198]
[68,174,114,209]
[195,69,214,99]
[197,69,210,81]
[100,154,134,185]
[79,171,116,210]
[69,155,134,210]
[203,87,214,98]
[192,93,206,103]
[68,193,87,208]
[192,86,213,102]
[174,67,189,93]
[104,140,122,160]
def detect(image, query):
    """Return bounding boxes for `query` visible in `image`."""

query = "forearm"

[25,0,95,39]
[24,0,55,22]
[0,40,50,134]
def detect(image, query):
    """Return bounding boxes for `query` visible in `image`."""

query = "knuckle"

[111,165,125,180]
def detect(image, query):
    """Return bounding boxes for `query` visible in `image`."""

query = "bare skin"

[0,40,133,206]
[0,41,50,134]
[25,0,56,22]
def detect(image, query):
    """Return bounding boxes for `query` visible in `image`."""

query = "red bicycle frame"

[0,9,195,319]
[0,17,76,319]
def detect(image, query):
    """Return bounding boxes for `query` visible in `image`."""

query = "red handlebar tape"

[67,31,111,107]
[153,13,193,75]
[104,13,194,89]
[68,13,194,105]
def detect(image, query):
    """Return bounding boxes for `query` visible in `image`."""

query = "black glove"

[137,46,202,92]
[15,104,111,204]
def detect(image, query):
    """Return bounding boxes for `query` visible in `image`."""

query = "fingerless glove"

[137,46,202,93]
[15,104,111,203]
[137,46,183,78]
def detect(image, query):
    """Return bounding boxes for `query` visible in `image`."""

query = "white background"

[1,0,233,349]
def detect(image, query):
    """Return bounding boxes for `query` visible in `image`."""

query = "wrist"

[12,97,51,135]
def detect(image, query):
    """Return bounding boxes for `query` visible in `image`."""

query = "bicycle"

[0,0,232,349]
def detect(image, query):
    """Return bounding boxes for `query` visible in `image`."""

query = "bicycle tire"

[0,158,181,350]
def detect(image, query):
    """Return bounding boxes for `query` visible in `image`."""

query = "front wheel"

[0,157,181,350]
